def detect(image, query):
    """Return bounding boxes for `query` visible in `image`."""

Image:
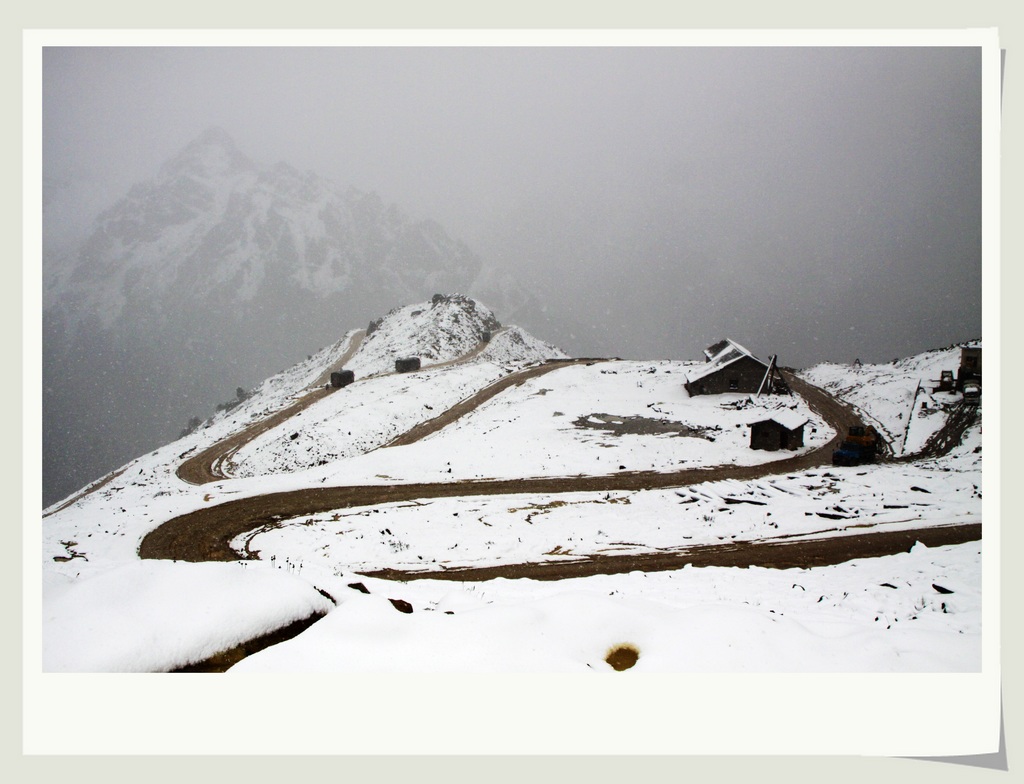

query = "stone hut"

[748,411,807,451]
[395,357,421,373]
[330,370,355,388]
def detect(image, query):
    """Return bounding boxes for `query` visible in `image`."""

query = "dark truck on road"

[832,425,880,466]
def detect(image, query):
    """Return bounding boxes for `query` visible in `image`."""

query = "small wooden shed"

[395,357,421,373]
[330,370,355,388]
[748,411,807,451]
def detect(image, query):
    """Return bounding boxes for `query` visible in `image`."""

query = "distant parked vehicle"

[962,381,981,404]
[935,370,955,393]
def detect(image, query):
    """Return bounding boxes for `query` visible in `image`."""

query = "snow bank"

[42,560,335,672]
[232,542,980,673]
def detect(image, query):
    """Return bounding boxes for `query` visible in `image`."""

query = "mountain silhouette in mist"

[43,127,540,507]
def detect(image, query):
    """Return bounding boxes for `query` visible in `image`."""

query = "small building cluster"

[682,339,801,452]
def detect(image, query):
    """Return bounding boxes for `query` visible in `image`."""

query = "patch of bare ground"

[573,412,716,438]
[605,644,640,671]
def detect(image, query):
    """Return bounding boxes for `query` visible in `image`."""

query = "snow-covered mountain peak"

[46,130,487,328]
[350,293,506,377]
[42,130,537,508]
[157,126,255,183]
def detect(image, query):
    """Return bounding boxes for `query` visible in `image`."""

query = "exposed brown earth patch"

[605,644,640,671]
[573,412,717,438]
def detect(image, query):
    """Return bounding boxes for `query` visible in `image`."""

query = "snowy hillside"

[352,294,503,376]
[38,326,984,677]
[41,128,537,508]
[42,295,565,545]
[222,294,566,477]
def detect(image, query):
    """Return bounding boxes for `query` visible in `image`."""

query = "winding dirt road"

[361,522,982,581]
[176,329,518,484]
[137,355,982,581]
[384,357,607,448]
[176,331,365,484]
[308,330,366,388]
[139,366,904,567]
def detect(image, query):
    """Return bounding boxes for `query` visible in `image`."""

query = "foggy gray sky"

[42,44,983,367]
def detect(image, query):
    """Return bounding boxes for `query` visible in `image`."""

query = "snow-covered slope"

[354,294,503,376]
[38,332,984,677]
[224,294,567,477]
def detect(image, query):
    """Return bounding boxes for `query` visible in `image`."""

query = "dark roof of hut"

[688,339,766,385]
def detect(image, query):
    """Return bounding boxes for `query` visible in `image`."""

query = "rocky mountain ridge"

[45,126,483,334]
